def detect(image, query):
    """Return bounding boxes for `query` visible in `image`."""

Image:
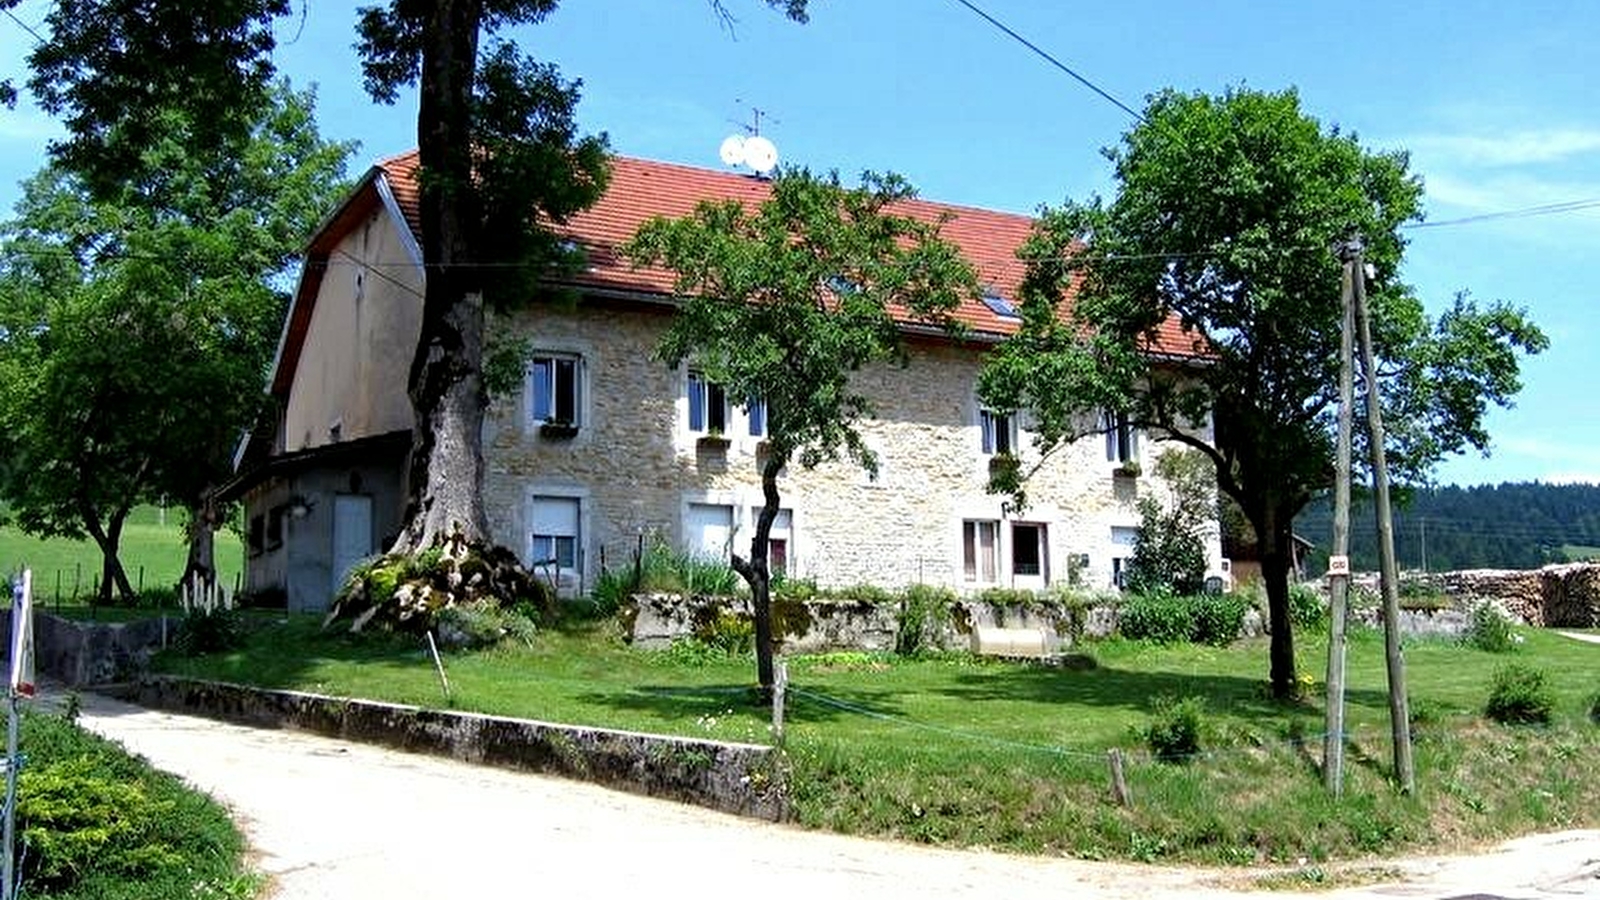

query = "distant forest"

[1292,481,1600,576]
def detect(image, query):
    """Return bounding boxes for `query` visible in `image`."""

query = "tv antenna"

[719,102,780,176]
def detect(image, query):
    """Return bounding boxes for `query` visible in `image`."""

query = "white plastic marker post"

[4,569,35,900]
[426,631,451,703]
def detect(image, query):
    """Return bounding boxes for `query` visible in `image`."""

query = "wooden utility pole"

[1351,246,1416,793]
[1324,239,1358,796]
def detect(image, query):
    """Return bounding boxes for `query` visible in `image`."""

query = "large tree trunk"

[394,0,491,553]
[733,451,785,695]
[180,494,219,591]
[1257,503,1297,700]
[84,507,136,605]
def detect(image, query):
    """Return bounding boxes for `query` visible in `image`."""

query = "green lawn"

[1,505,244,604]
[155,616,1600,865]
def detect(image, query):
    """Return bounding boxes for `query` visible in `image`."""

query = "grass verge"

[154,616,1599,865]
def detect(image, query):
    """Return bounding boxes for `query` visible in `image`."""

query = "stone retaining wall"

[628,593,1267,651]
[1,610,177,687]
[115,676,785,820]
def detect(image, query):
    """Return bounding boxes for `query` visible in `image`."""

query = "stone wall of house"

[481,300,1222,597]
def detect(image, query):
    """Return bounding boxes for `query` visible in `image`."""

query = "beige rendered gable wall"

[482,300,1222,596]
[282,208,421,452]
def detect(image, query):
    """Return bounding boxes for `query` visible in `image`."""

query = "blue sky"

[3,0,1595,487]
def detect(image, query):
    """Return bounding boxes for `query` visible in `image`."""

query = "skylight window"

[982,292,1020,319]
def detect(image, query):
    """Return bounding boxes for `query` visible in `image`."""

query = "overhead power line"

[1405,198,1600,230]
[946,0,1144,122]
[2,7,46,45]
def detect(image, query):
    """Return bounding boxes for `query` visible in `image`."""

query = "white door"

[332,494,374,597]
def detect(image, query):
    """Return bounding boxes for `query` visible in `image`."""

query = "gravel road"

[63,692,1600,900]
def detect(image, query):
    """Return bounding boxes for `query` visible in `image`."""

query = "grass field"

[0,505,244,603]
[155,615,1600,865]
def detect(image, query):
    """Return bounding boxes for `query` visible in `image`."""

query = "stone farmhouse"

[224,152,1223,612]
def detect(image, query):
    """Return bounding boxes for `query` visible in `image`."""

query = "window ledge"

[540,421,580,440]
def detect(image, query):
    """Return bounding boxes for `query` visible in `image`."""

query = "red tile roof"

[376,151,1202,353]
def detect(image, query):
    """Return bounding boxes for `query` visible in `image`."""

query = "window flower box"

[540,421,580,439]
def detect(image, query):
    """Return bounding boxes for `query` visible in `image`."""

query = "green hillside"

[1295,481,1600,575]
[1,505,243,603]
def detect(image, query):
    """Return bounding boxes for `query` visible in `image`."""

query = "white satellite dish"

[743,135,778,174]
[719,134,747,167]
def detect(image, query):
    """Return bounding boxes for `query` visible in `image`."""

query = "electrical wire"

[945,0,1144,123]
[2,7,45,45]
[1405,198,1600,229]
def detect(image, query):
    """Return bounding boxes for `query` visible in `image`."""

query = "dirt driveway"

[65,692,1599,899]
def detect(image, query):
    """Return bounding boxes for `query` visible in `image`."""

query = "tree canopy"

[0,85,352,602]
[627,168,980,689]
[980,87,1546,697]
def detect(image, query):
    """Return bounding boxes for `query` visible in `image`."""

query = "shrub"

[694,611,755,656]
[1144,696,1204,763]
[771,573,819,603]
[1464,601,1517,653]
[436,600,539,649]
[638,542,741,596]
[1287,583,1327,630]
[587,565,637,617]
[1118,590,1192,644]
[17,713,249,899]
[1191,592,1248,646]
[975,586,1038,606]
[896,584,956,655]
[1485,664,1555,725]
[170,608,244,657]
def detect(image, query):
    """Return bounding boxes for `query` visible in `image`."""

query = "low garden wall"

[114,676,785,820]
[626,592,1252,651]
[1,610,177,687]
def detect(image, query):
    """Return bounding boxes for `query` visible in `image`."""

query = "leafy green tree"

[627,168,980,691]
[980,87,1546,698]
[3,0,291,201]
[1126,449,1214,595]
[6,0,811,584]
[0,86,352,602]
[353,0,808,553]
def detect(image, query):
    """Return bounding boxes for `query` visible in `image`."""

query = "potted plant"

[697,428,730,450]
[540,418,579,439]
[1113,460,1141,479]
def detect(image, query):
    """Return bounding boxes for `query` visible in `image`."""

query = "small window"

[825,274,861,296]
[687,371,728,434]
[746,397,767,438]
[1103,409,1139,463]
[981,292,1020,319]
[1012,522,1047,578]
[248,514,265,556]
[266,506,285,550]
[962,520,1000,583]
[531,354,581,426]
[980,409,1015,455]
[530,495,581,574]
